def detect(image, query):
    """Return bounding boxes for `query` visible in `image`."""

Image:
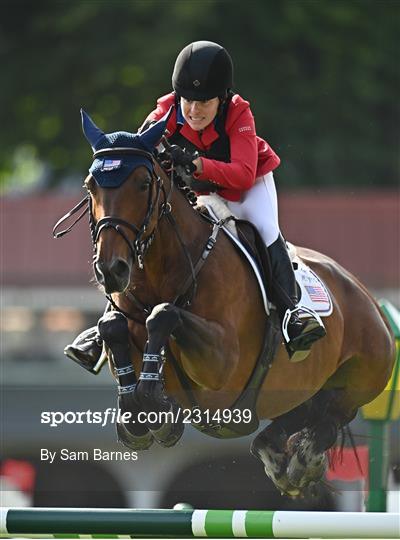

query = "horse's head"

[81,108,171,294]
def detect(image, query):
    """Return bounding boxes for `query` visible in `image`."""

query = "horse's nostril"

[111,258,130,280]
[94,258,130,293]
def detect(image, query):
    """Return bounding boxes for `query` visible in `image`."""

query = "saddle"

[235,219,275,301]
[197,195,333,317]
[197,195,274,313]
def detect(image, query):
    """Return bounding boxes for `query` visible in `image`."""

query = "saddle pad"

[294,259,333,316]
[197,195,333,318]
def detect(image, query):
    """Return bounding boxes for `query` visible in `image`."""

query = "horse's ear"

[139,106,174,151]
[81,108,105,151]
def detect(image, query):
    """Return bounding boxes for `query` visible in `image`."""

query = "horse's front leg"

[97,311,154,451]
[134,303,185,448]
[135,302,236,447]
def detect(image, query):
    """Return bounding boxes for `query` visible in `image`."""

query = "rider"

[65,40,325,369]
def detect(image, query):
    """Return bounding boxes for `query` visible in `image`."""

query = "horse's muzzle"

[94,257,131,293]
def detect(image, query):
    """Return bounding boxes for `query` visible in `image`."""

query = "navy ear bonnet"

[81,107,172,187]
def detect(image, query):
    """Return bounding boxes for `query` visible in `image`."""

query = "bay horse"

[55,109,395,497]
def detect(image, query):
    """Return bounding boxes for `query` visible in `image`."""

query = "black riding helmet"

[172,41,233,101]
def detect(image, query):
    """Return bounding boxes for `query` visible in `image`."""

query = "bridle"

[89,147,171,270]
[53,145,222,323]
[53,148,174,267]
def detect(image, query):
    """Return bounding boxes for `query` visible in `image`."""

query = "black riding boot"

[64,303,110,374]
[268,235,326,362]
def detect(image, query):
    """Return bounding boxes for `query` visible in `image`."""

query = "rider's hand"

[169,145,197,174]
[169,145,219,192]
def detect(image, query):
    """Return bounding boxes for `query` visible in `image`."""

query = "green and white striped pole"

[1,508,399,538]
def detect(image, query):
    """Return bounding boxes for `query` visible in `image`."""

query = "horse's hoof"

[151,419,185,448]
[286,457,307,488]
[150,401,185,448]
[280,489,301,499]
[116,421,154,451]
[286,450,327,489]
[250,437,287,477]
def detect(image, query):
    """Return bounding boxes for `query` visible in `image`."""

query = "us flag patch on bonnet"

[101,159,122,172]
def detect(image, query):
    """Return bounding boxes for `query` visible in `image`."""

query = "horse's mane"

[172,173,198,207]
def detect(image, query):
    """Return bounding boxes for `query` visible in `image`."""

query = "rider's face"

[180,97,220,131]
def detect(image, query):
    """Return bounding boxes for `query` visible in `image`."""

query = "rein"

[53,146,224,322]
[53,196,90,238]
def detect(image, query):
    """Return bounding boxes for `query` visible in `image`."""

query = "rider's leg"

[64,302,110,373]
[226,171,280,247]
[268,234,326,361]
[226,172,326,362]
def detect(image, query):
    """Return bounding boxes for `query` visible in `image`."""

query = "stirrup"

[282,306,326,363]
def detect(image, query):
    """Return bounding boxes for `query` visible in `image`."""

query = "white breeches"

[225,172,280,247]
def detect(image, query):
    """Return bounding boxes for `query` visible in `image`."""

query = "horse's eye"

[139,178,151,192]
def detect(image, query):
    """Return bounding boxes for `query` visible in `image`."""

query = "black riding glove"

[169,145,221,193]
[169,145,197,174]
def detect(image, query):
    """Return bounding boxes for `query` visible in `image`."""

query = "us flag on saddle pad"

[305,284,329,303]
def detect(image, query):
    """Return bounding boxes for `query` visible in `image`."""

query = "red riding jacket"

[144,92,280,202]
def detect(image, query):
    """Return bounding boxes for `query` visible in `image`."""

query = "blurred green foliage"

[1,0,399,190]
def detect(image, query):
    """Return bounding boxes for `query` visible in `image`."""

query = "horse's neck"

[134,189,209,301]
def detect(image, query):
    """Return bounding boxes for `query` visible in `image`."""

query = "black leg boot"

[268,235,326,362]
[64,303,110,374]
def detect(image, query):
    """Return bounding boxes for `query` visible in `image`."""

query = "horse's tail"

[327,425,365,477]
